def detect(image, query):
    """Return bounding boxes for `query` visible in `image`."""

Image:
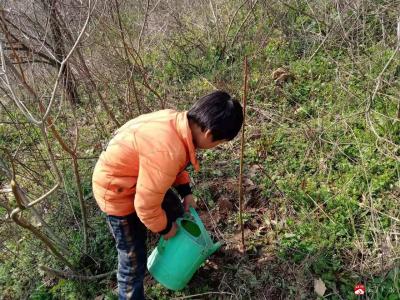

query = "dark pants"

[107,189,184,300]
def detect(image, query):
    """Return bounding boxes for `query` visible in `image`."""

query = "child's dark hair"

[188,91,243,141]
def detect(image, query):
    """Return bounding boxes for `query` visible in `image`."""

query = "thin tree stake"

[239,56,248,252]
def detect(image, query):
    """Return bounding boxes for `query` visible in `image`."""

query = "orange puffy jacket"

[92,109,199,233]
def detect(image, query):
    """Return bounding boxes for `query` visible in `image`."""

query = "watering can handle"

[189,206,208,237]
[157,237,166,254]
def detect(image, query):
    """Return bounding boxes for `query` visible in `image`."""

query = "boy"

[92,91,243,299]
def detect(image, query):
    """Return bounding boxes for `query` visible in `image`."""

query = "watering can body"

[147,207,221,291]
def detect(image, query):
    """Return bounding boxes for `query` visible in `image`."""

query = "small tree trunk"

[72,156,88,251]
[11,209,74,270]
[238,56,249,253]
[45,0,80,105]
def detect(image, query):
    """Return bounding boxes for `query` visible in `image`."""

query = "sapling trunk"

[238,56,248,252]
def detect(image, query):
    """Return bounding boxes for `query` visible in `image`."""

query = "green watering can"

[147,207,221,291]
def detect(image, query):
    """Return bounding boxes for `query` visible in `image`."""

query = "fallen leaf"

[246,185,258,192]
[258,225,268,234]
[314,278,326,297]
[272,67,288,80]
[212,170,223,176]
[272,67,294,86]
[244,178,255,186]
[204,260,219,270]
[249,165,261,177]
[257,255,274,264]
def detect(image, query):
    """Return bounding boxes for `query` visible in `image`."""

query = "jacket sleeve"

[134,152,180,233]
[173,170,191,186]
[173,170,192,198]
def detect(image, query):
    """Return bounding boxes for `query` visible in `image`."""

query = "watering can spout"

[208,241,222,256]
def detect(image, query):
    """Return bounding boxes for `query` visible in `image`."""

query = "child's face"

[195,129,227,149]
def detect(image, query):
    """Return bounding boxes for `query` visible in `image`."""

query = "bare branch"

[39,265,116,281]
[137,0,150,53]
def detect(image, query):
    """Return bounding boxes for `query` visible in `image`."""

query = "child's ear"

[204,129,213,140]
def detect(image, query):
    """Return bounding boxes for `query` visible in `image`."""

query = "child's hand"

[183,194,197,212]
[163,222,178,240]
